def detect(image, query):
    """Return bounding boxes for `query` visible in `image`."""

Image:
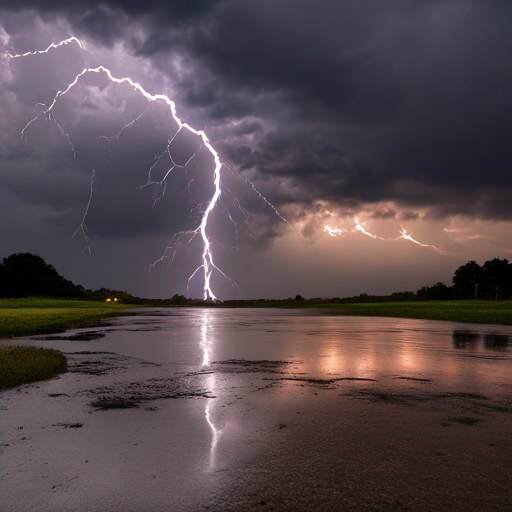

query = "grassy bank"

[0,346,67,389]
[311,301,512,325]
[0,298,141,390]
[0,298,139,339]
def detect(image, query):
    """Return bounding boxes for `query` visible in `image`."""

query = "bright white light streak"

[7,36,84,59]
[354,217,385,240]
[324,225,345,237]
[325,216,448,254]
[200,310,220,469]
[10,37,286,300]
[398,225,448,254]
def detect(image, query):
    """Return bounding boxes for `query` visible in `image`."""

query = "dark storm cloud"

[86,0,510,223]
[1,0,512,239]
[0,0,224,19]
[372,209,396,220]
[399,211,420,222]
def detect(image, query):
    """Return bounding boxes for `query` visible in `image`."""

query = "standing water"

[1,308,511,511]
[8,307,511,394]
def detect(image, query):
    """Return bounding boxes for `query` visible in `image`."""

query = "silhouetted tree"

[0,253,82,298]
[481,258,511,301]
[417,282,453,301]
[452,261,483,300]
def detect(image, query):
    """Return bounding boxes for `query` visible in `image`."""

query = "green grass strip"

[0,299,139,339]
[0,298,132,309]
[310,301,512,325]
[0,346,68,389]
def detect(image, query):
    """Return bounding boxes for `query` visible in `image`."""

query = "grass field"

[0,345,67,389]
[0,298,139,339]
[0,298,141,389]
[311,300,512,325]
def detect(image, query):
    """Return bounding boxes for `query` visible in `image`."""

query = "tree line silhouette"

[418,258,512,301]
[0,253,82,299]
[0,253,187,304]
[0,253,511,302]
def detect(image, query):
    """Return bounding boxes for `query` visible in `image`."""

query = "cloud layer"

[0,1,511,298]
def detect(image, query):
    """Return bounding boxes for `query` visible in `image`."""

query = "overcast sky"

[0,1,511,299]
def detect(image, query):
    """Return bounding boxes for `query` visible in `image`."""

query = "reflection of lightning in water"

[9,37,285,301]
[200,310,220,468]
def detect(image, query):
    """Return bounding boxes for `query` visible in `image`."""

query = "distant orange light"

[114,298,118,302]
[106,298,111,302]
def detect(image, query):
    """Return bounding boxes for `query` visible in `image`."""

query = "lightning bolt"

[324,225,345,237]
[72,169,95,255]
[397,225,448,254]
[7,36,84,59]
[8,37,285,301]
[222,162,287,224]
[325,218,448,254]
[354,217,386,240]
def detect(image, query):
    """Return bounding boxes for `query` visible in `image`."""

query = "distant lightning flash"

[324,219,448,254]
[72,169,95,255]
[354,217,385,240]
[9,37,285,301]
[397,225,447,254]
[324,225,344,237]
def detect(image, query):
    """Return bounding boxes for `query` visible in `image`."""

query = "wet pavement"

[1,308,511,511]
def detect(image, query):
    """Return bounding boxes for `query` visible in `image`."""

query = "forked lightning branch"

[7,37,285,301]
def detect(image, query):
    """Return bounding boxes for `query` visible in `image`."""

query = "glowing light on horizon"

[9,37,285,301]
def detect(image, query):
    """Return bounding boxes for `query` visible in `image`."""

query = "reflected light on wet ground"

[6,308,511,395]
[200,309,221,469]
[2,308,512,511]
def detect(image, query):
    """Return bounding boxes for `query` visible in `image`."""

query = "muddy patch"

[68,358,125,376]
[446,417,483,426]
[88,376,212,410]
[187,359,298,375]
[393,376,431,382]
[280,376,376,385]
[347,388,512,418]
[432,392,490,400]
[352,390,416,405]
[89,397,139,410]
[35,331,107,342]
[66,352,159,376]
